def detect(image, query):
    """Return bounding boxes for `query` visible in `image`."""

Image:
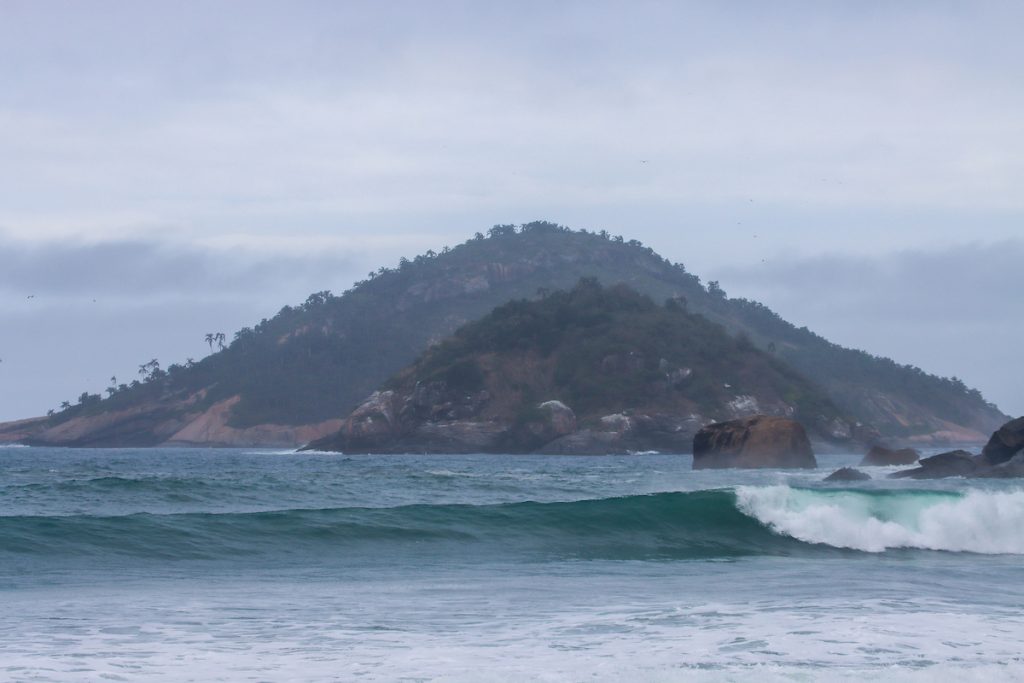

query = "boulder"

[692,415,816,469]
[974,452,1024,479]
[860,446,920,467]
[888,450,981,479]
[824,467,871,482]
[335,390,400,449]
[599,413,633,433]
[981,417,1024,466]
[507,400,577,450]
[538,400,577,437]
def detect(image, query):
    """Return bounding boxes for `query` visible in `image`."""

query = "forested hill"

[4,221,1006,447]
[306,279,850,455]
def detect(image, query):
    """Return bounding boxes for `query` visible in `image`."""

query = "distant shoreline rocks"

[887,417,1024,479]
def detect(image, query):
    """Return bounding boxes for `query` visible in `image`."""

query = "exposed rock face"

[824,467,871,482]
[333,391,400,449]
[981,416,1024,466]
[537,401,577,439]
[507,400,578,451]
[304,384,502,453]
[400,421,505,453]
[13,394,342,449]
[629,413,703,452]
[860,446,920,467]
[537,411,706,455]
[692,416,816,469]
[0,416,49,444]
[888,450,981,479]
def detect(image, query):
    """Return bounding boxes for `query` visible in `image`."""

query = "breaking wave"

[3,486,1023,562]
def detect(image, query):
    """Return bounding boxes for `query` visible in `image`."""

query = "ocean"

[2,445,1023,682]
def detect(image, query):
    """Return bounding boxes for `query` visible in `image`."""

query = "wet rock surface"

[824,467,871,482]
[692,415,816,469]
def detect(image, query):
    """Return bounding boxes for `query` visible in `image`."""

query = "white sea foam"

[736,485,1024,553]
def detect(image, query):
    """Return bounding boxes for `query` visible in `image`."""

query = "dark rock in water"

[824,467,871,482]
[973,452,1024,479]
[860,446,919,467]
[888,450,981,479]
[981,416,1024,466]
[692,415,816,469]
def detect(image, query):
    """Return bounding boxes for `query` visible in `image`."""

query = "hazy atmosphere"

[1,0,1021,421]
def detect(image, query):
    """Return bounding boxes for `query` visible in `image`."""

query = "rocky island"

[0,222,1008,448]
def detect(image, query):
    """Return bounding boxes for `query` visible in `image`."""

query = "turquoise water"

[2,446,1024,681]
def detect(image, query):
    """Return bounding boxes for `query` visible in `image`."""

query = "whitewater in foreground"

[2,446,1023,681]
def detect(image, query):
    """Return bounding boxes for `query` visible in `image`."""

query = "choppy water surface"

[2,446,1023,681]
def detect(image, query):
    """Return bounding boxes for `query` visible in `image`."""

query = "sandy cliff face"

[3,394,342,449]
[164,396,343,448]
[0,416,49,443]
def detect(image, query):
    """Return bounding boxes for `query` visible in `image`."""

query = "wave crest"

[737,486,1024,554]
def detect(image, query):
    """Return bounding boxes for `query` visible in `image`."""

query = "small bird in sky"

[639,160,649,164]
[26,295,34,299]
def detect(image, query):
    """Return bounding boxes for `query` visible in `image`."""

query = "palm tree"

[205,333,215,352]
[60,401,71,410]
[215,333,226,350]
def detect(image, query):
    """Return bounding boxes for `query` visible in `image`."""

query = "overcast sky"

[0,1,1021,421]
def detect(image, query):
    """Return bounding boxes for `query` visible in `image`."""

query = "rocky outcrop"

[886,417,1024,479]
[974,453,1024,479]
[305,370,716,454]
[537,411,707,455]
[303,381,503,453]
[824,467,871,482]
[860,446,920,467]
[981,416,1024,466]
[692,416,816,469]
[888,450,981,479]
[510,400,577,449]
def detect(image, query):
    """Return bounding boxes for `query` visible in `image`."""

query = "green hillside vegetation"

[43,221,1005,442]
[400,279,842,426]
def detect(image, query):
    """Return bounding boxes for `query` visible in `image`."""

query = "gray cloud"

[1,1,1023,248]
[0,235,360,300]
